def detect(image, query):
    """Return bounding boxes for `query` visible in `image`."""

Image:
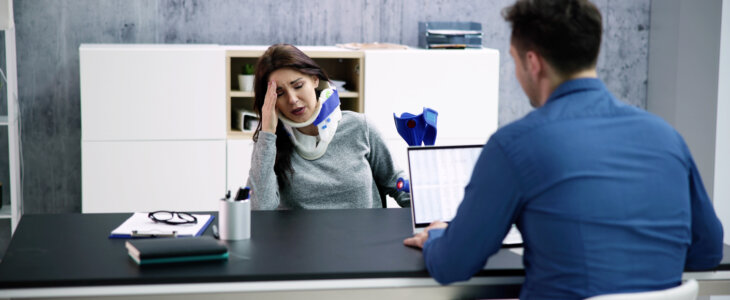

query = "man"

[403,0,724,299]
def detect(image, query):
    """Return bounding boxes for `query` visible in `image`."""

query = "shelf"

[228,130,255,139]
[229,91,359,98]
[338,91,359,98]
[0,116,8,126]
[0,205,10,220]
[230,91,254,97]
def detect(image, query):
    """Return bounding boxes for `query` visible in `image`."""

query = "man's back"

[409,1,723,298]
[501,78,701,297]
[420,78,723,299]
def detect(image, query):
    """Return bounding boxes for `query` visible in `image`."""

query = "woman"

[247,44,410,210]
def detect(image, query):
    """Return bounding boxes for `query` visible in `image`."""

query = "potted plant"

[238,63,255,92]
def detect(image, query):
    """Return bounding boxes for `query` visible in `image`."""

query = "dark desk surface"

[0,208,522,289]
[0,208,727,289]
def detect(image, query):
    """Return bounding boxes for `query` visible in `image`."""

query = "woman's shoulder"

[336,111,370,138]
[341,110,366,123]
[339,111,370,129]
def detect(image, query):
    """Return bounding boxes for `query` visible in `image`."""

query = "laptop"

[406,144,524,246]
[407,144,483,233]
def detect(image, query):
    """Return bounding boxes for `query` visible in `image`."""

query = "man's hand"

[261,80,279,133]
[403,221,448,249]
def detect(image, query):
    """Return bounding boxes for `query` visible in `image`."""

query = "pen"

[234,187,251,201]
[212,224,219,239]
[131,230,178,238]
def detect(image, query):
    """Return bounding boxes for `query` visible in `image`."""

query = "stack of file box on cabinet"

[419,22,483,49]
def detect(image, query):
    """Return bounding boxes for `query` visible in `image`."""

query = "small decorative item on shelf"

[330,79,348,92]
[235,109,259,132]
[238,64,255,92]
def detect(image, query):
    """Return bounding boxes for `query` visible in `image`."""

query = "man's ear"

[525,51,542,79]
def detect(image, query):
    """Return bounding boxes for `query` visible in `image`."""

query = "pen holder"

[218,199,251,240]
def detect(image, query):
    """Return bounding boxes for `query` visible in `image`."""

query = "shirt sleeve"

[684,154,724,270]
[247,131,281,210]
[422,136,522,284]
[364,116,411,207]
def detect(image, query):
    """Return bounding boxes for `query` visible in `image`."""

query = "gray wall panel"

[647,0,723,201]
[10,0,650,214]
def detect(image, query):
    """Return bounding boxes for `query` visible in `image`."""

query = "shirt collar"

[545,78,606,104]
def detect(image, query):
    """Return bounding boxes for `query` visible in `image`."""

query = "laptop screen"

[407,145,483,228]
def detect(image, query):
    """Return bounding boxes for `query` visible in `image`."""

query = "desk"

[0,209,727,299]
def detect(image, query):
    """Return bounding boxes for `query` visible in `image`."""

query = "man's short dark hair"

[503,0,603,77]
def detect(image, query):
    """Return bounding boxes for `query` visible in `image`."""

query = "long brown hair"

[252,44,330,188]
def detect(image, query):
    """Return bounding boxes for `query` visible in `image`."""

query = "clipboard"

[110,212,214,238]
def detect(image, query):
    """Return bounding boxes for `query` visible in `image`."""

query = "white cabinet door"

[82,140,226,213]
[80,44,226,141]
[363,49,500,160]
[226,139,255,194]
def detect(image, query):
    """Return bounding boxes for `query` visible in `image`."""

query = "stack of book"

[419,22,483,49]
[125,236,229,265]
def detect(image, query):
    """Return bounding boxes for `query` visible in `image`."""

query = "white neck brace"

[279,83,342,160]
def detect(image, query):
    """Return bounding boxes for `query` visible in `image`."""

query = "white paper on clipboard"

[109,212,213,238]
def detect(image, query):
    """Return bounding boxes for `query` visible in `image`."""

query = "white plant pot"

[238,74,254,92]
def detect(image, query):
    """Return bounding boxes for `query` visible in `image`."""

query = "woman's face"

[269,68,319,123]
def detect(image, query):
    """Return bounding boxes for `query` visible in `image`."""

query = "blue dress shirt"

[423,78,724,300]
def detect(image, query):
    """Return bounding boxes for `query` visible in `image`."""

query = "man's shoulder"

[491,103,682,152]
[490,111,544,147]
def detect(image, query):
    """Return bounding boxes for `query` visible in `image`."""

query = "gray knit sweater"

[247,111,410,210]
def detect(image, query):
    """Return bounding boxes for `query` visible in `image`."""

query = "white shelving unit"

[363,49,499,172]
[0,0,22,233]
[80,45,500,213]
[80,44,227,213]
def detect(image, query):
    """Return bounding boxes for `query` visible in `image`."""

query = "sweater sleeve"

[247,131,281,210]
[364,116,411,207]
